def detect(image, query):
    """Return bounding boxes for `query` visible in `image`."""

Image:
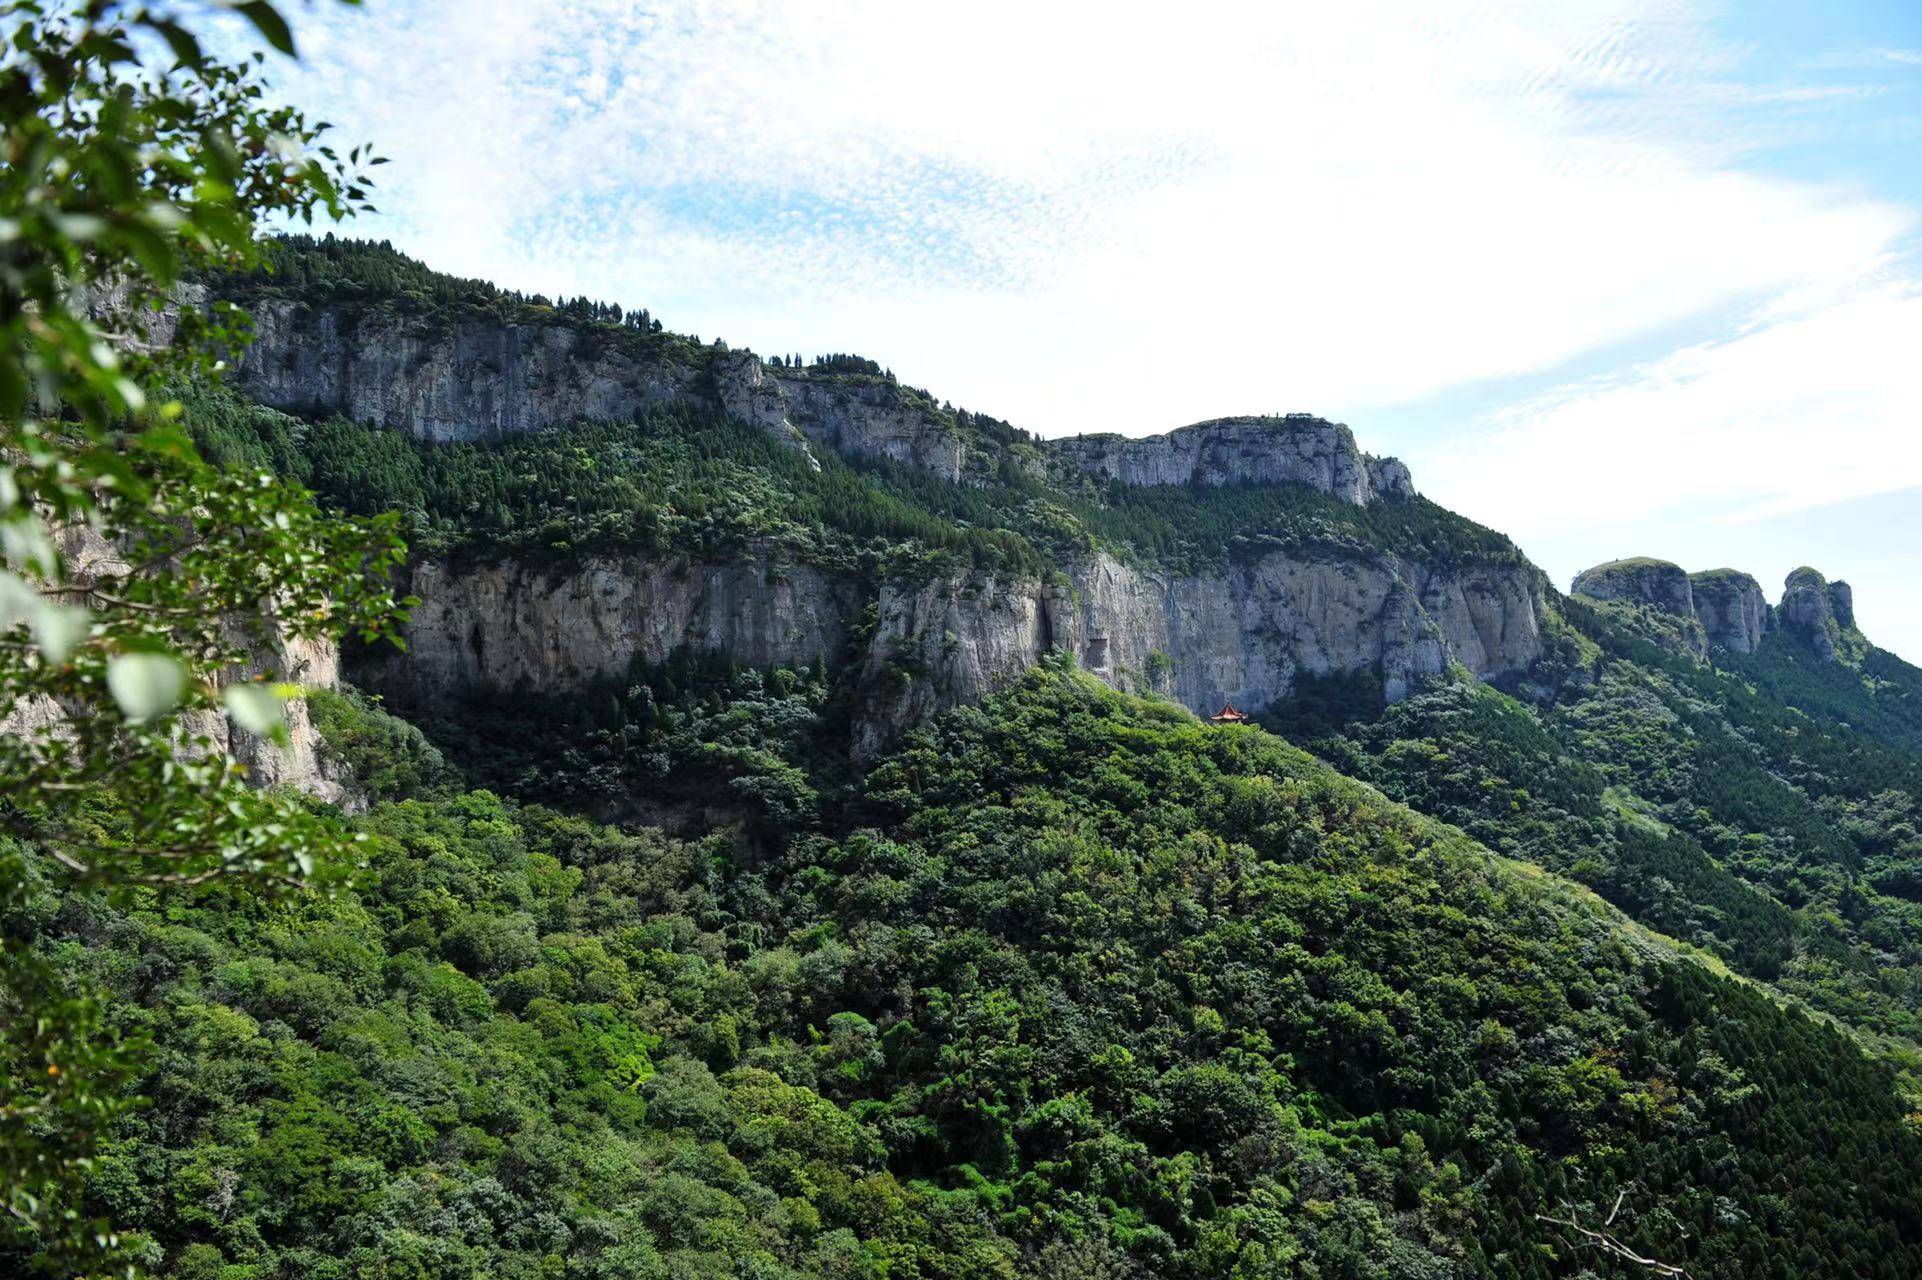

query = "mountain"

[198,237,1549,762]
[14,233,1922,1278]
[190,237,1922,1043]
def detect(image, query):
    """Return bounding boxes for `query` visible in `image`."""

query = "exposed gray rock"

[1777,567,1858,662]
[372,544,1548,760]
[1,526,350,803]
[375,549,866,697]
[730,354,968,482]
[1043,415,1413,505]
[238,299,702,443]
[225,298,1430,499]
[1571,558,1695,617]
[1828,579,1855,630]
[192,632,351,803]
[1688,570,1772,654]
[232,299,971,479]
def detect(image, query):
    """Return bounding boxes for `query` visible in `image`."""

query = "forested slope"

[19,665,1922,1279]
[1290,590,1922,1049]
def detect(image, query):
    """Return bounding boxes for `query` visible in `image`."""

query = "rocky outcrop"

[1688,570,1772,655]
[237,299,703,443]
[225,293,1458,502]
[373,550,866,698]
[230,299,971,479]
[1571,559,1789,657]
[1044,416,1415,505]
[1778,567,1857,662]
[1571,558,1696,618]
[231,306,1416,501]
[2,527,350,803]
[191,633,350,802]
[854,551,1543,756]
[372,544,1549,759]
[712,351,966,480]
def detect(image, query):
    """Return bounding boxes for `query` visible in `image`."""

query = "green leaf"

[222,682,288,743]
[0,516,57,577]
[232,2,298,57]
[30,602,91,665]
[144,17,204,67]
[106,653,186,723]
[0,570,36,631]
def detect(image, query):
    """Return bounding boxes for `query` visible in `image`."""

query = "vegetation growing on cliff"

[184,364,1527,583]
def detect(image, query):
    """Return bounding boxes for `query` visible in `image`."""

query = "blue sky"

[243,1,1920,658]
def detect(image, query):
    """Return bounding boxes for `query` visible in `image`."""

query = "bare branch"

[1605,1188,1628,1228]
[1536,1209,1688,1277]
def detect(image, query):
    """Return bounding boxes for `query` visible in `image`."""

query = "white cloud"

[1413,282,1922,535]
[252,0,1912,435]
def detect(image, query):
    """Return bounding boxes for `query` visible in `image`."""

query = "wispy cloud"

[1414,281,1922,533]
[244,1,1911,427]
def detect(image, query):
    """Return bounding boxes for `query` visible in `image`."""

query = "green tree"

[0,1,400,1270]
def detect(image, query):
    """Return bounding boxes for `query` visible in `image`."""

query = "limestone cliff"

[1044,415,1414,505]
[1,528,351,803]
[1571,558,1869,662]
[216,281,1554,756]
[1570,558,1696,618]
[386,550,864,694]
[227,298,1417,497]
[853,549,1543,758]
[230,298,972,479]
[365,544,1549,759]
[1687,570,1772,655]
[712,351,967,480]
[1778,567,1859,662]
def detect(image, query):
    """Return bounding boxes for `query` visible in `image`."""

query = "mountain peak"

[1571,559,1775,654]
[1571,558,1694,616]
[1779,567,1859,661]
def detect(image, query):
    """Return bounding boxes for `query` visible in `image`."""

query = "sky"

[237,0,1920,658]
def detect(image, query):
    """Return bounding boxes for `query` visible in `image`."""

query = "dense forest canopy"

[17,664,1922,1279]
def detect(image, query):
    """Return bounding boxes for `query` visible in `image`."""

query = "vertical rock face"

[1571,558,1696,618]
[1827,579,1855,630]
[233,301,971,480]
[2,527,351,803]
[231,301,1423,498]
[1042,416,1414,504]
[713,351,967,481]
[221,291,1560,758]
[195,633,351,803]
[1688,570,1772,654]
[1571,559,1795,657]
[374,546,1550,760]
[1777,567,1858,662]
[377,550,866,696]
[239,299,703,442]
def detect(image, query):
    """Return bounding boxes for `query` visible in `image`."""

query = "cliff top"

[1057,412,1346,444]
[1576,556,1686,578]
[217,234,1424,506]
